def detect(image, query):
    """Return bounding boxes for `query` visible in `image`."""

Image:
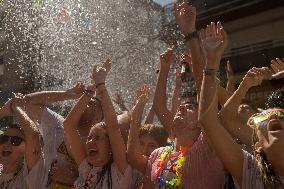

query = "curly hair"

[249,115,281,189]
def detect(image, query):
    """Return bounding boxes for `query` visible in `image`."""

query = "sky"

[153,0,174,6]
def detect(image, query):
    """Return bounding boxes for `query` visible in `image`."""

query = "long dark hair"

[93,156,113,189]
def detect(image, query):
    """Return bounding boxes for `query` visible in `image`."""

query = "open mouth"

[2,150,12,157]
[88,149,98,156]
[268,119,283,132]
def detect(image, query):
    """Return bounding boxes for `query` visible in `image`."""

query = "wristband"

[184,31,198,42]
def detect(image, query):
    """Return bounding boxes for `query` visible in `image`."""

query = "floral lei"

[155,144,190,188]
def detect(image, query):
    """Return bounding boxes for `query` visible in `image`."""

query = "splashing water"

[3,0,169,111]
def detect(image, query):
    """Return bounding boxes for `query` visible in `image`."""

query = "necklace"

[0,168,23,189]
[155,144,190,188]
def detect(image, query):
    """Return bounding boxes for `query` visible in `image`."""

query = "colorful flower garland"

[155,145,190,188]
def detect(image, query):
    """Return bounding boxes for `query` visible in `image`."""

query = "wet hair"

[265,88,284,109]
[90,121,113,188]
[139,124,168,147]
[249,113,281,189]
[77,97,104,128]
[92,156,113,189]
[0,116,22,133]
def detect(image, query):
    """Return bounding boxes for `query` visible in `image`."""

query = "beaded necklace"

[155,144,190,188]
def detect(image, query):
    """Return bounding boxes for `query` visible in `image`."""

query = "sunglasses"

[0,135,25,146]
[253,111,284,128]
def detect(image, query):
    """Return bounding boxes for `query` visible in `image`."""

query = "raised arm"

[145,59,182,125]
[63,84,95,166]
[127,84,150,174]
[175,2,228,97]
[225,60,236,93]
[144,106,155,124]
[217,84,233,106]
[92,59,128,173]
[152,48,174,134]
[171,69,182,114]
[0,99,13,118]
[11,98,42,171]
[199,22,243,185]
[174,1,204,95]
[23,82,85,106]
[219,67,272,146]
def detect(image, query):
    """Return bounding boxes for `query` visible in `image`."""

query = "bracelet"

[96,83,105,88]
[184,31,198,42]
[83,89,95,98]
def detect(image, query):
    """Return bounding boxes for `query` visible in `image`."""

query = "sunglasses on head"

[253,111,284,128]
[0,135,25,146]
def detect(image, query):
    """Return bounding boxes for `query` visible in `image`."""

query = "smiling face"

[85,123,111,167]
[0,127,25,173]
[250,109,284,163]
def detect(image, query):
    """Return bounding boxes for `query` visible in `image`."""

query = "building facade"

[160,0,284,107]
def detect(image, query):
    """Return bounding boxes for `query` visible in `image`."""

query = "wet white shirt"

[38,108,75,188]
[234,150,284,189]
[74,159,132,189]
[0,157,45,189]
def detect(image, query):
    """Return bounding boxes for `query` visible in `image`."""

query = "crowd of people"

[0,1,284,189]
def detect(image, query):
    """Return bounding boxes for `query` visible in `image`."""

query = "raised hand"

[200,22,228,70]
[65,81,85,99]
[132,84,150,122]
[134,84,150,106]
[92,59,112,85]
[242,67,273,88]
[174,1,196,35]
[271,58,284,79]
[114,91,125,105]
[271,58,284,73]
[113,91,128,111]
[160,48,174,70]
